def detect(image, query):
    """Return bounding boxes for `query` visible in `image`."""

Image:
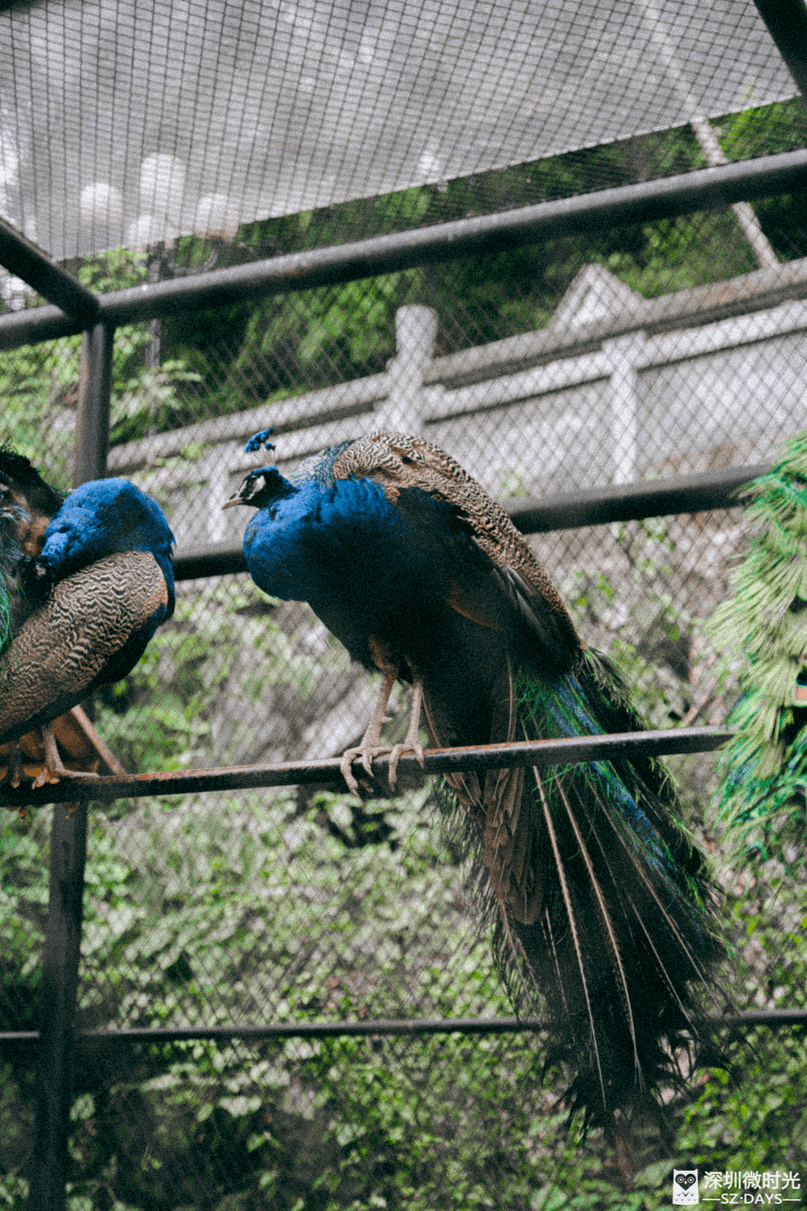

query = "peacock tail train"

[439,646,725,1126]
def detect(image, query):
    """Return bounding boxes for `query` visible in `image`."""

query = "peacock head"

[222,467,297,511]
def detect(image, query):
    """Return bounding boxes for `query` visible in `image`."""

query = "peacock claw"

[29,722,102,790]
[340,668,426,796]
[30,765,102,791]
[339,745,386,796]
[387,738,425,790]
[340,740,425,797]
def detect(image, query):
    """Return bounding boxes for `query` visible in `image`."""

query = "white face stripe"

[245,473,268,498]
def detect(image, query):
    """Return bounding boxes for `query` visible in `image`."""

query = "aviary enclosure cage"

[1,0,807,1207]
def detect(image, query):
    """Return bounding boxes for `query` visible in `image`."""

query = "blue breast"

[244,475,441,609]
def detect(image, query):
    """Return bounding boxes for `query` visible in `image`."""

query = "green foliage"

[0,334,81,489]
[3,775,806,1209]
[0,248,200,461]
[561,518,696,732]
[91,579,326,783]
[73,249,149,295]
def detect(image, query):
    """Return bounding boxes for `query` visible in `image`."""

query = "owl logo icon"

[672,1170,699,1205]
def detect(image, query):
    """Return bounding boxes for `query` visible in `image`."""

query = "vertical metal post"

[28,321,114,1210]
[73,322,115,487]
[28,804,89,1211]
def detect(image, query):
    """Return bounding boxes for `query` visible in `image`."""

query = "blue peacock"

[0,450,175,787]
[224,429,726,1137]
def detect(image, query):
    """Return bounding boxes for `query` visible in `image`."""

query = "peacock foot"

[29,722,102,790]
[340,738,425,796]
[31,765,102,790]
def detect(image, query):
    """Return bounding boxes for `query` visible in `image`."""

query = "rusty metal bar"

[73,323,115,486]
[503,462,767,534]
[27,317,117,1211]
[0,727,732,811]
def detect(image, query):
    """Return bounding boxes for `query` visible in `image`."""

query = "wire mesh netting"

[0,0,800,262]
[2,0,807,1206]
[3,226,807,1203]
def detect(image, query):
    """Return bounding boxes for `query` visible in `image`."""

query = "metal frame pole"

[28,805,89,1211]
[28,322,114,1211]
[0,215,99,328]
[73,323,115,487]
[2,148,807,353]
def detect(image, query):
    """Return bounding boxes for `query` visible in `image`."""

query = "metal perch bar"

[0,726,732,809]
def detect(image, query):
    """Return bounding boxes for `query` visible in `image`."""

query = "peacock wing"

[0,549,170,744]
[333,431,581,666]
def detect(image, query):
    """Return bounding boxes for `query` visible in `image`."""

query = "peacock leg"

[340,662,426,795]
[31,722,101,790]
[386,672,425,790]
[68,705,127,775]
[340,666,398,795]
[1,743,25,788]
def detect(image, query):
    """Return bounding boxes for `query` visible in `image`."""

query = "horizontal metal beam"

[174,464,764,581]
[174,541,249,580]
[0,727,731,810]
[1,1006,803,1050]
[0,215,100,328]
[504,462,767,534]
[3,149,807,350]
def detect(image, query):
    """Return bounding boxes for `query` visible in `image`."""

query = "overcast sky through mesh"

[0,0,797,260]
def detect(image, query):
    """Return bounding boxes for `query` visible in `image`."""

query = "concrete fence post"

[376,305,438,432]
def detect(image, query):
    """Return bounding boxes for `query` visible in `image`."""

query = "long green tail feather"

[439,647,726,1129]
[0,505,24,656]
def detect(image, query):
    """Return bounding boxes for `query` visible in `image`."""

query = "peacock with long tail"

[224,429,726,1138]
[0,450,175,788]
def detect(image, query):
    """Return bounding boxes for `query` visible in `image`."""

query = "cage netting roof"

[0,0,798,261]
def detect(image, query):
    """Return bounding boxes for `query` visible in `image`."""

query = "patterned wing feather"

[333,431,581,665]
[0,550,170,744]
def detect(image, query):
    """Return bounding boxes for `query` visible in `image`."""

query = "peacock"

[0,448,117,786]
[709,427,807,858]
[0,455,175,787]
[223,429,726,1137]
